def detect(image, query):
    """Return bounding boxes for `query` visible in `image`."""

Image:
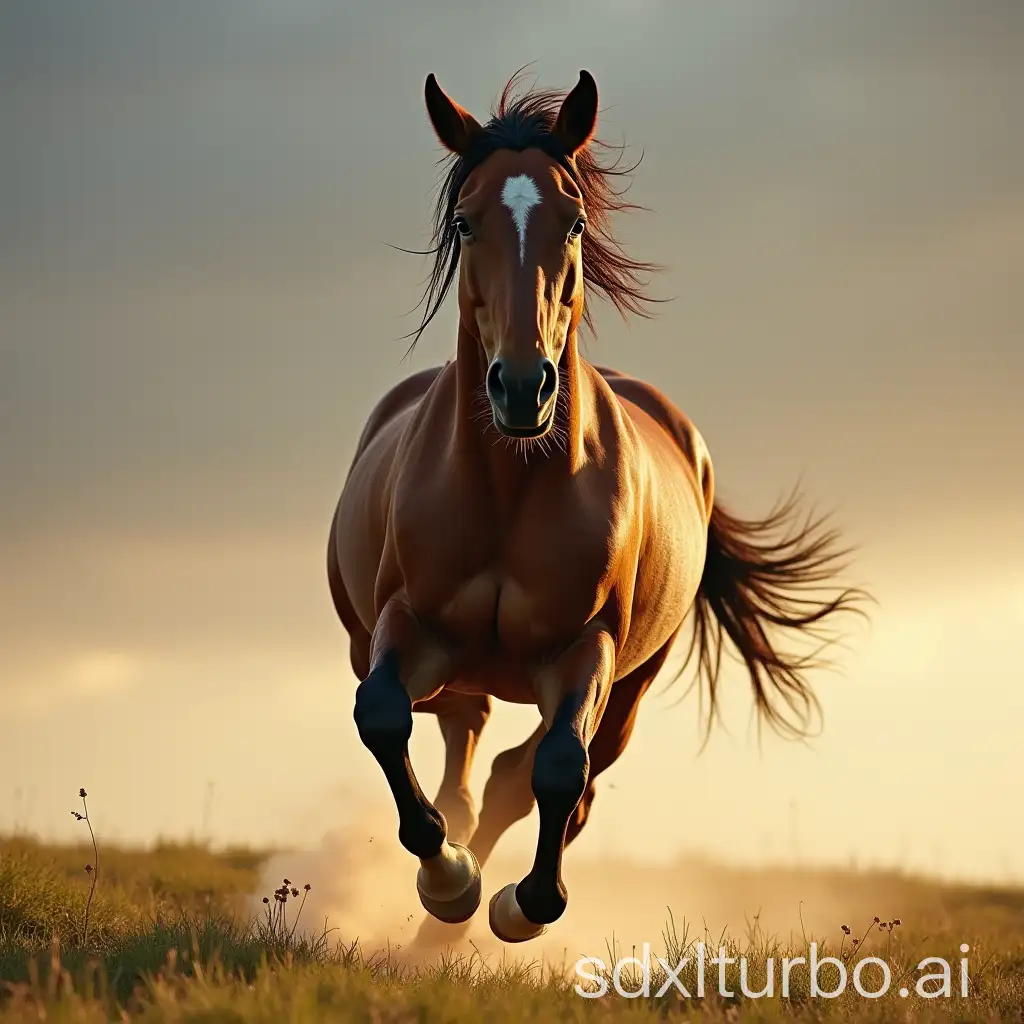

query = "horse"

[326,68,869,944]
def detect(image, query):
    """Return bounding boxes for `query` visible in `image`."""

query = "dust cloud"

[252,813,914,971]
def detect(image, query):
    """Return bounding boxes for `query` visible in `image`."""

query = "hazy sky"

[1,2,1022,884]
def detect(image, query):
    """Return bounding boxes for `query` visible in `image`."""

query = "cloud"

[6,648,142,718]
[65,650,140,694]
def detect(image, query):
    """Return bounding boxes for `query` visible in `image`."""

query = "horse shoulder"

[334,366,451,628]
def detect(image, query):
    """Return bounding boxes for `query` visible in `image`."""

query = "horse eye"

[453,215,473,239]
[568,217,586,240]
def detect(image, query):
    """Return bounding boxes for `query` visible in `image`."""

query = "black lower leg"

[353,650,446,859]
[564,782,596,847]
[513,699,590,925]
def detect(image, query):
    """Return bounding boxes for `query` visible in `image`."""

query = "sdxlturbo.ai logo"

[575,942,972,1000]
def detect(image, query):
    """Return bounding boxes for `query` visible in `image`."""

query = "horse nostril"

[486,361,506,402]
[487,358,555,418]
[539,360,557,404]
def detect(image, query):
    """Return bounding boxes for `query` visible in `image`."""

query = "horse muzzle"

[486,357,558,437]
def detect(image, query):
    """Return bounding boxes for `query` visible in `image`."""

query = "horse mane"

[404,68,662,351]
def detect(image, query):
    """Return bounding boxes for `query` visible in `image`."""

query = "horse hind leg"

[427,692,492,846]
[471,722,545,862]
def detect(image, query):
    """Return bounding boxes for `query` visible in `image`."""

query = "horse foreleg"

[562,644,670,845]
[353,600,482,924]
[488,626,615,942]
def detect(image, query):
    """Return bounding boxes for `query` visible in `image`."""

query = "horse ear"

[552,70,599,158]
[424,74,483,156]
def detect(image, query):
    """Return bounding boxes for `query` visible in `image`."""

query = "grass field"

[2,824,1023,1022]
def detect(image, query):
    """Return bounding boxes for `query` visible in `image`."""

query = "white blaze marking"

[501,174,542,265]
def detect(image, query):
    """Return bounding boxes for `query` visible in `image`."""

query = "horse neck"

[453,321,589,496]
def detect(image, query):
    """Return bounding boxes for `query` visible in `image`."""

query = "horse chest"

[399,507,609,658]
[436,569,591,657]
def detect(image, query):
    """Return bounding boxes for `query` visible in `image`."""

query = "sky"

[1,1,1022,886]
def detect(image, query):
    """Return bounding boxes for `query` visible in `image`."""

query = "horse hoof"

[416,842,482,924]
[488,883,547,943]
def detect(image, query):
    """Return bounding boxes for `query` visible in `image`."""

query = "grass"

[2,826,1023,1021]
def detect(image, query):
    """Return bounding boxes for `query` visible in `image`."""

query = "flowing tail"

[681,488,872,741]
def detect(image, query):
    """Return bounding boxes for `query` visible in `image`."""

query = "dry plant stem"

[289,890,309,941]
[856,916,880,953]
[77,790,98,948]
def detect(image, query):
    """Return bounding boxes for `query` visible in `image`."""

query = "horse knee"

[531,728,589,817]
[353,652,412,754]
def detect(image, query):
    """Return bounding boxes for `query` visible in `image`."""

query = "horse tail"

[682,488,872,743]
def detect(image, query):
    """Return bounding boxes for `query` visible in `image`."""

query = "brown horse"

[327,69,868,944]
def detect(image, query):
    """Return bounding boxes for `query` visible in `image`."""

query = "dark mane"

[404,69,662,350]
